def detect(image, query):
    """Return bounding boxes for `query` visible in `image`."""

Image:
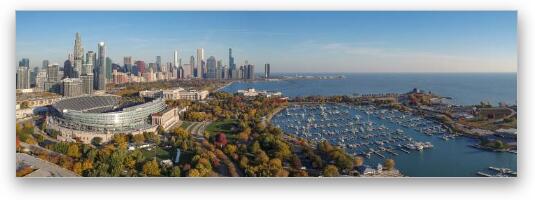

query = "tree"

[187,169,201,177]
[214,133,228,148]
[142,159,160,176]
[132,134,145,146]
[91,137,103,146]
[20,101,30,109]
[238,127,251,142]
[323,165,340,177]
[354,156,364,167]
[66,143,81,159]
[171,127,190,140]
[224,144,238,155]
[72,162,83,175]
[383,159,395,171]
[170,166,181,177]
[82,159,93,171]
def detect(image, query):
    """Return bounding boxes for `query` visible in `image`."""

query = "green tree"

[170,166,181,177]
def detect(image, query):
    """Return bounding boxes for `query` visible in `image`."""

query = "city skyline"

[16,11,517,73]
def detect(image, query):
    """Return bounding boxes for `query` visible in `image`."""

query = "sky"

[16,11,517,73]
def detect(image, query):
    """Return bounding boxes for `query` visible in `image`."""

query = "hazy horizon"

[16,11,517,73]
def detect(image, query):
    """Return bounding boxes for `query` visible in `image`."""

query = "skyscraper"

[135,60,146,75]
[190,56,196,78]
[264,63,271,79]
[228,48,235,78]
[19,58,30,68]
[106,57,113,81]
[44,64,60,93]
[173,50,180,68]
[96,42,107,90]
[156,56,162,72]
[73,32,84,78]
[16,66,30,89]
[124,56,132,73]
[35,69,47,92]
[206,56,217,79]
[196,48,205,78]
[42,60,49,69]
[84,51,96,75]
[47,64,60,83]
[61,78,83,97]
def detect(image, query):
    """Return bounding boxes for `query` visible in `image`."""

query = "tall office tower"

[85,51,96,69]
[19,58,30,68]
[31,66,39,85]
[95,42,107,90]
[221,65,228,79]
[264,63,271,79]
[228,48,235,78]
[16,66,30,89]
[196,48,205,78]
[156,56,162,72]
[135,60,146,75]
[63,59,73,78]
[182,64,192,79]
[35,70,47,92]
[206,56,217,79]
[83,51,94,75]
[106,57,113,81]
[42,60,49,70]
[189,56,195,78]
[124,56,132,73]
[47,64,60,83]
[247,64,255,80]
[73,32,84,78]
[81,74,93,94]
[173,50,180,68]
[61,78,83,97]
[239,66,245,80]
[216,60,223,80]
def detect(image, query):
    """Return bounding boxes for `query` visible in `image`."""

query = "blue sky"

[16,11,517,72]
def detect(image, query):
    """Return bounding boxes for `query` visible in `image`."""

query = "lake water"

[221,73,517,106]
[222,73,517,177]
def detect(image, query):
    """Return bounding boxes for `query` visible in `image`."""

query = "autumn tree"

[383,159,395,171]
[142,159,160,176]
[323,165,340,177]
[132,134,145,146]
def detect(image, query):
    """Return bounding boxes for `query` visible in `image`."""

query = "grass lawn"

[205,119,241,141]
[142,146,171,161]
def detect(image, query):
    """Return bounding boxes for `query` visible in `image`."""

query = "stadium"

[47,95,167,143]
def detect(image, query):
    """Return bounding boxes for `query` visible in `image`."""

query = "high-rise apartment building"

[16,66,30,89]
[264,63,271,79]
[61,78,83,97]
[73,32,84,78]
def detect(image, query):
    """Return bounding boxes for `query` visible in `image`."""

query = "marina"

[271,103,517,177]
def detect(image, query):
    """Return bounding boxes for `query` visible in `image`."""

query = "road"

[17,153,79,177]
[185,121,211,140]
